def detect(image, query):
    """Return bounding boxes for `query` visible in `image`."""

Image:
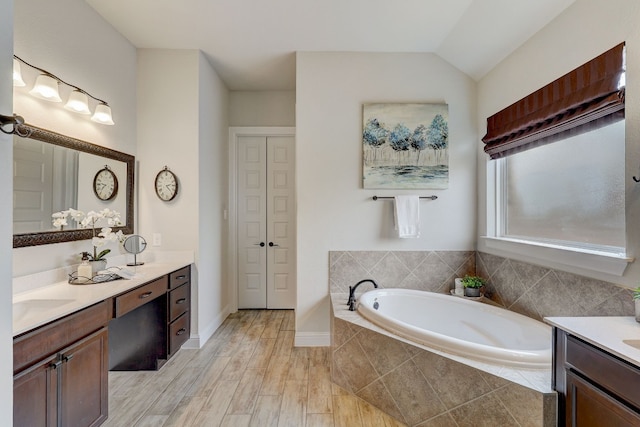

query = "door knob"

[269,242,279,247]
[254,242,265,247]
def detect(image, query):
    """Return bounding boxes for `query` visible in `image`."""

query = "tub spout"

[348,279,379,311]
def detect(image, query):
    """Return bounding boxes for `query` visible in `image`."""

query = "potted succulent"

[633,287,640,322]
[461,275,486,297]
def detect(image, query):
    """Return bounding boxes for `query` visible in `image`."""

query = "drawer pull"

[176,328,187,336]
[176,275,186,280]
[176,298,187,304]
[50,360,63,370]
[139,291,153,299]
[63,354,74,363]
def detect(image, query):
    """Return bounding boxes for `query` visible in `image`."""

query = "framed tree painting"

[363,103,449,189]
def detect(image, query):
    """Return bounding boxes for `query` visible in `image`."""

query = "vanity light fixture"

[12,59,25,87]
[91,103,115,125]
[30,74,62,102]
[13,55,115,125]
[64,90,91,115]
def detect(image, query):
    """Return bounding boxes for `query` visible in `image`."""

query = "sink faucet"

[347,279,378,311]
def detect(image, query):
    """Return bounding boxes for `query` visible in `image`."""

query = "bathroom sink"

[13,298,75,320]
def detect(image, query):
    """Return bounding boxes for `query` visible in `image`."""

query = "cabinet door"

[13,354,58,427]
[59,328,108,427]
[566,370,640,427]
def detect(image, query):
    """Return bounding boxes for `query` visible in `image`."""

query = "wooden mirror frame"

[13,123,134,248]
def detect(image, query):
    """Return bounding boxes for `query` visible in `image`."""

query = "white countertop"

[545,316,640,367]
[13,261,191,337]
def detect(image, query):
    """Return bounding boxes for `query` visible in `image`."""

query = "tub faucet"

[347,279,378,311]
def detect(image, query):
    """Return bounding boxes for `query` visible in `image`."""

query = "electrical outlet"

[152,233,162,246]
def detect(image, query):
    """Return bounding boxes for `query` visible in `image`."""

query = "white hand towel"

[394,195,420,238]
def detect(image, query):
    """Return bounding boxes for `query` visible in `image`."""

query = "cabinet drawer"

[115,276,168,318]
[169,283,190,322]
[169,266,190,289]
[168,312,190,356]
[14,300,110,374]
[566,335,640,407]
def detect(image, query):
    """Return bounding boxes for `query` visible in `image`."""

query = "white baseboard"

[294,332,330,347]
[182,304,231,349]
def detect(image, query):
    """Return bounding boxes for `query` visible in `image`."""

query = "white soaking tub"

[357,288,551,369]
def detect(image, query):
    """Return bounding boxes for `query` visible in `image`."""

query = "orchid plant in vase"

[52,208,124,264]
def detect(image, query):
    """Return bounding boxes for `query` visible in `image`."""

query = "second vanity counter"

[545,316,640,367]
[13,261,191,337]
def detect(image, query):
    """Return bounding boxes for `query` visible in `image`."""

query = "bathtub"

[357,288,552,369]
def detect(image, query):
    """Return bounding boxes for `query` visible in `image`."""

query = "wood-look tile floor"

[104,310,406,427]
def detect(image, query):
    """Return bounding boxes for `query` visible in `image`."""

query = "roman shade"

[483,43,625,159]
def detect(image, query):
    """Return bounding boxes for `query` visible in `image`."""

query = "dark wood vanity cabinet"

[13,301,110,427]
[109,265,191,370]
[167,265,191,358]
[13,264,191,426]
[553,328,640,427]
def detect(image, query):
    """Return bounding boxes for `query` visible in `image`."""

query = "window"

[501,119,625,254]
[482,43,630,275]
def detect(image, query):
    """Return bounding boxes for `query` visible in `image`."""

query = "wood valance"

[483,43,625,159]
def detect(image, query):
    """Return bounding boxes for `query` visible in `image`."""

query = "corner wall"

[477,0,640,287]
[296,52,478,343]
[137,49,230,346]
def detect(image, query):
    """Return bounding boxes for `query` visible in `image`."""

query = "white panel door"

[266,136,296,309]
[237,136,268,308]
[236,135,295,309]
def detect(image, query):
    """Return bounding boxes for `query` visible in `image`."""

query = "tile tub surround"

[330,295,556,427]
[329,251,476,294]
[329,250,635,321]
[476,252,635,321]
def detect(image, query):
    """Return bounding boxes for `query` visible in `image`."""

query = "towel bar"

[372,195,437,201]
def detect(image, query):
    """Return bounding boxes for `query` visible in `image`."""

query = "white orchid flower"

[68,208,85,221]
[52,217,68,228]
[92,236,107,247]
[51,207,123,261]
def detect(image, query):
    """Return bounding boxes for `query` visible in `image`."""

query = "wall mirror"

[13,123,134,247]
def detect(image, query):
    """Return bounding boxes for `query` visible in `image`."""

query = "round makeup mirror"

[123,234,147,266]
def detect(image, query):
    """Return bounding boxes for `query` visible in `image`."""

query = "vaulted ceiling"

[87,0,575,91]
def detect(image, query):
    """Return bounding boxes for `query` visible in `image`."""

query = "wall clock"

[93,165,118,201]
[155,166,179,201]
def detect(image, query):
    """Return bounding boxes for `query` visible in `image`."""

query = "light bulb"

[29,74,62,102]
[91,103,115,125]
[64,90,91,115]
[13,59,25,87]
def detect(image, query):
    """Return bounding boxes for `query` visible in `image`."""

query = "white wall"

[1,0,14,419]
[198,52,231,341]
[137,49,230,346]
[477,0,640,286]
[13,0,137,276]
[229,91,295,126]
[296,52,477,340]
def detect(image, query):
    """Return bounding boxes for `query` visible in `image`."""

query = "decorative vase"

[90,259,107,276]
[635,299,640,323]
[454,278,464,296]
[464,287,481,297]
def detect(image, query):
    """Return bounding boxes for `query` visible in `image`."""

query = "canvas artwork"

[363,103,449,189]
